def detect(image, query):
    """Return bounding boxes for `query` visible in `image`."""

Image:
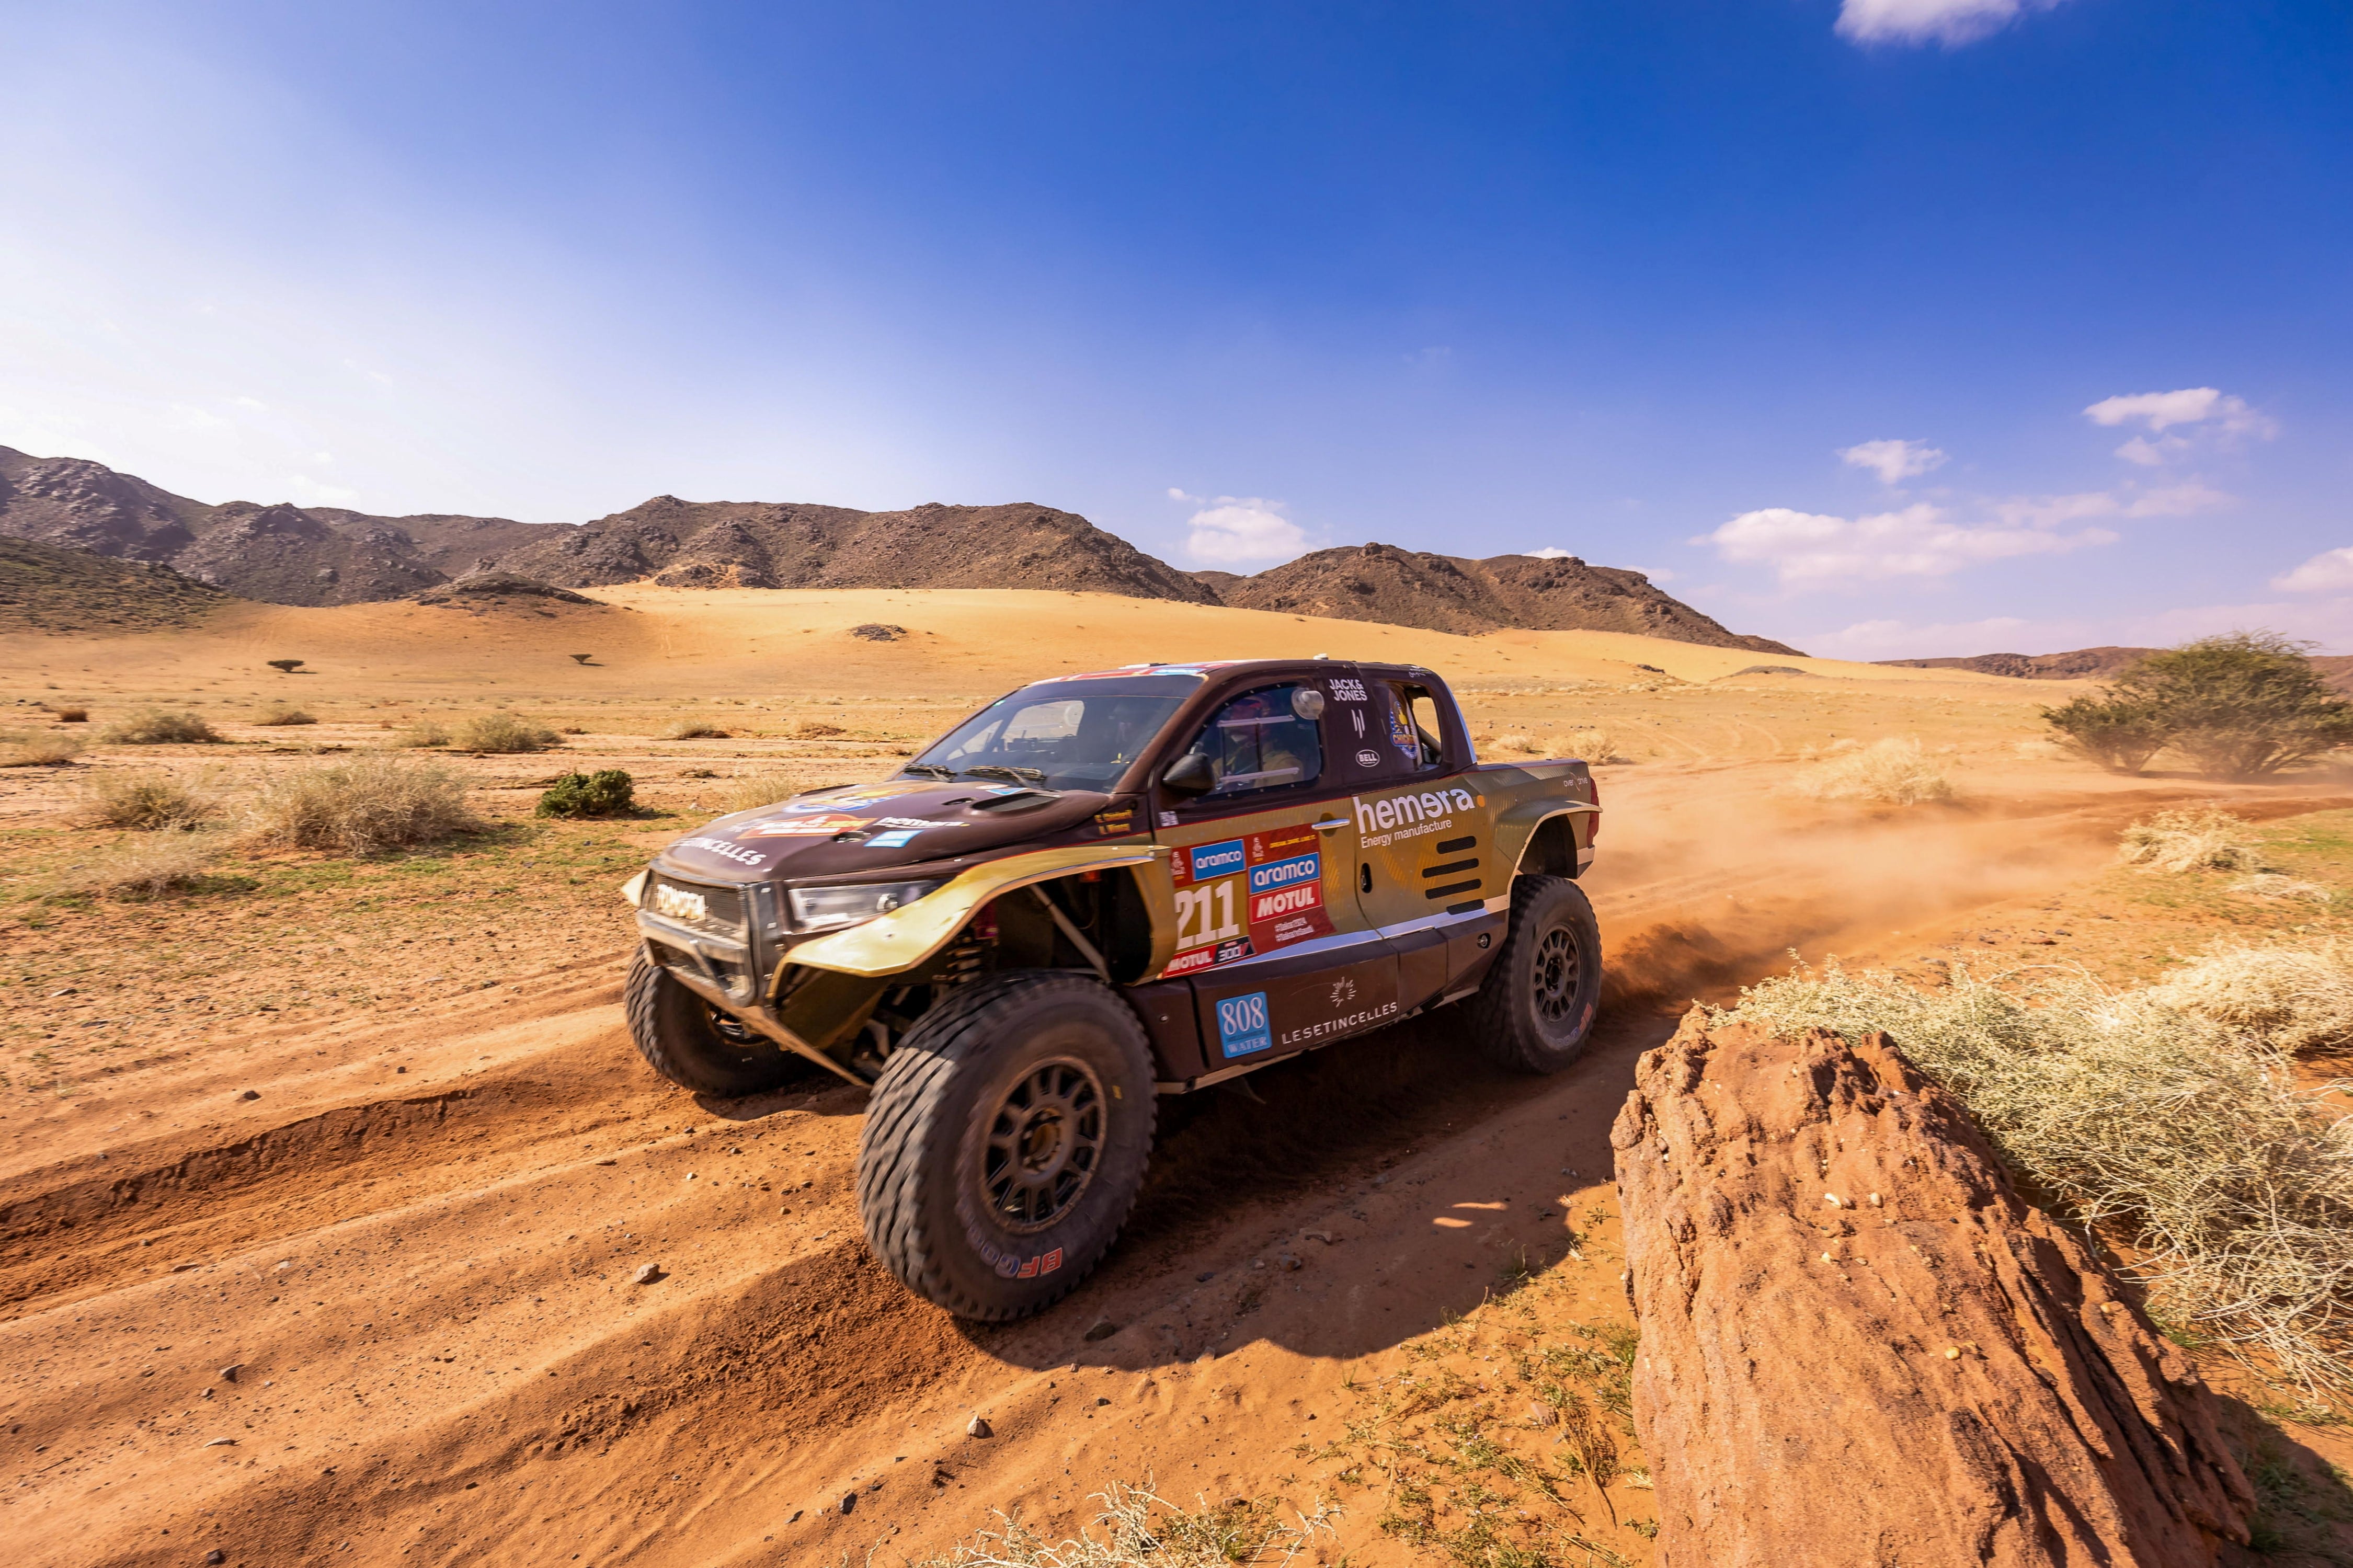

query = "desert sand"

[3,588,2344,1566]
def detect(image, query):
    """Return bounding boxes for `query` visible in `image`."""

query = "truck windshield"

[904,678,1196,793]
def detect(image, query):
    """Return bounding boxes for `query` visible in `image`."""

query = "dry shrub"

[0,733,85,767]
[907,1481,1335,1567]
[387,720,451,748]
[1569,727,1617,762]
[2146,941,2353,1054]
[783,717,845,739]
[84,769,218,830]
[2117,807,2262,873]
[451,711,559,753]
[1791,737,1954,804]
[53,706,88,723]
[1492,731,1540,754]
[661,716,731,740]
[247,757,481,855]
[1714,960,2353,1399]
[45,833,222,899]
[255,702,317,727]
[99,709,221,745]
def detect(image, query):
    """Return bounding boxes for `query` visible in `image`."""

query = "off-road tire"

[1470,874,1602,1073]
[623,946,803,1096]
[857,971,1156,1321]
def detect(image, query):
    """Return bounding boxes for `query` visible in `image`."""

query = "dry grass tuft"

[451,711,559,753]
[2146,941,2353,1054]
[386,720,451,748]
[2232,873,2333,905]
[1713,959,2353,1400]
[907,1481,1337,1567]
[2117,807,2263,873]
[1790,737,1954,804]
[99,708,221,745]
[246,756,481,855]
[83,769,219,830]
[710,771,820,818]
[782,717,845,739]
[660,716,732,740]
[255,702,317,727]
[1569,727,1618,763]
[44,833,223,899]
[52,706,88,723]
[1492,731,1540,754]
[0,732,86,767]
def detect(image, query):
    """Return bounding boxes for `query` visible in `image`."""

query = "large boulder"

[1611,1013,2254,1566]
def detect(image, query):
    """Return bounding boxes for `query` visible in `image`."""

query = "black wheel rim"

[703,1004,760,1047]
[1531,925,1581,1024]
[980,1057,1105,1234]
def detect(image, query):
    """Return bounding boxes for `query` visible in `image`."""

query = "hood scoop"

[968,788,1059,814]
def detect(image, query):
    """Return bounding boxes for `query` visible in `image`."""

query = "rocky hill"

[0,535,235,634]
[1874,646,2158,680]
[0,447,1806,651]
[1202,543,1804,654]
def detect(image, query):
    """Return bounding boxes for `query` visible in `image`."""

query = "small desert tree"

[267,658,304,674]
[2041,694,2169,774]
[2044,632,2353,779]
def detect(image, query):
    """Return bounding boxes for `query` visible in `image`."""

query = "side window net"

[1181,685,1325,797]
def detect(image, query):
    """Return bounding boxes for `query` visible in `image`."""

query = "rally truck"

[620,659,1602,1320]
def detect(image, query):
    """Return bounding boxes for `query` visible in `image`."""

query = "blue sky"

[3,1,2347,657]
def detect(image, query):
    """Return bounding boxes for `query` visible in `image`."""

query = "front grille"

[646,874,747,938]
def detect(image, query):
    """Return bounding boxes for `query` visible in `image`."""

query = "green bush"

[2044,632,2353,779]
[452,711,560,753]
[99,709,222,745]
[536,769,636,819]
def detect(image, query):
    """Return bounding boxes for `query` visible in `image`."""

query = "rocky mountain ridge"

[0,446,1796,650]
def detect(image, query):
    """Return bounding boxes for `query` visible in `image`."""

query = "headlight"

[788,879,946,933]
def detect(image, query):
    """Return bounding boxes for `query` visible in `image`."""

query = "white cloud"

[2274,547,2353,594]
[1525,546,1574,559]
[1181,495,1311,565]
[1802,615,2035,660]
[1697,501,2117,586]
[1835,0,2064,47]
[1838,438,1947,485]
[2115,435,2184,467]
[1989,482,2231,529]
[1627,564,1676,583]
[2084,387,2277,437]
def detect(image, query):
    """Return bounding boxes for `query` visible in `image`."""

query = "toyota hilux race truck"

[620,659,1602,1320]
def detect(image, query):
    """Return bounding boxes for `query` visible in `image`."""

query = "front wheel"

[1469,875,1603,1073]
[623,946,805,1096]
[856,971,1156,1321]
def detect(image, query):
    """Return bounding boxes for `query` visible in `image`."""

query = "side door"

[1345,673,1504,1010]
[1155,678,1400,1073]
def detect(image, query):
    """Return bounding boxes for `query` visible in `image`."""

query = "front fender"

[780,843,1162,980]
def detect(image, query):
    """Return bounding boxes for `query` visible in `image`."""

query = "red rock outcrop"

[1611,1013,2254,1566]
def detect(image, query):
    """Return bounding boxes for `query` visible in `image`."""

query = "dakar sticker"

[743,812,869,838]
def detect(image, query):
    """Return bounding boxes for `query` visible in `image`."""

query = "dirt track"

[3,757,2327,1567]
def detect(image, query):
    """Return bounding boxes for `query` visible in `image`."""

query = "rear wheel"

[1470,875,1602,1073]
[623,946,803,1096]
[857,971,1156,1321]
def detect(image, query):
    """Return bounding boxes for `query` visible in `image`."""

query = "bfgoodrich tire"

[856,971,1156,1321]
[623,946,803,1096]
[1469,874,1603,1073]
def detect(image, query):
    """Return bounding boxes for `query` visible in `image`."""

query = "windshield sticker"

[1387,703,1416,756]
[1214,991,1272,1058]
[865,830,920,848]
